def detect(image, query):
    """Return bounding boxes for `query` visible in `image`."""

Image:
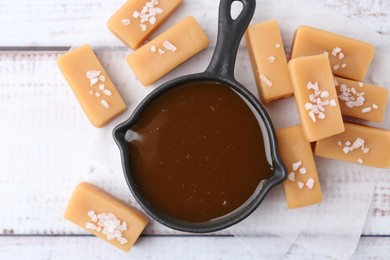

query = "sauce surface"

[128,82,272,222]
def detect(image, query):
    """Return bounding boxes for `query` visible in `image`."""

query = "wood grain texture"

[0,235,389,259]
[1,0,390,258]
[0,0,388,46]
[1,51,389,236]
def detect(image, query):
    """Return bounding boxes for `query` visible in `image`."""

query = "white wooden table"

[1,0,389,259]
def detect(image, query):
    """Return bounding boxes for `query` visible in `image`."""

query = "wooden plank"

[0,0,388,46]
[0,49,389,236]
[0,235,388,259]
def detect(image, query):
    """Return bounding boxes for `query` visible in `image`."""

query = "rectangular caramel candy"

[127,16,209,86]
[57,45,127,127]
[245,20,293,103]
[335,77,389,123]
[315,122,390,169]
[291,26,375,81]
[107,0,183,49]
[276,125,322,209]
[64,182,149,252]
[288,54,344,142]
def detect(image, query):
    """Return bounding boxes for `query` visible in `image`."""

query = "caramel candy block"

[276,125,322,209]
[288,54,344,142]
[315,122,390,169]
[57,45,127,127]
[245,20,293,103]
[107,0,183,49]
[291,26,375,81]
[64,182,149,252]
[127,16,209,86]
[335,77,389,123]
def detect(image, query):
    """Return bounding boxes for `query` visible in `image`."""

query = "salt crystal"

[317,103,325,112]
[95,92,100,97]
[372,104,379,109]
[323,51,329,56]
[86,70,101,80]
[158,48,165,55]
[339,52,344,60]
[357,158,363,164]
[149,8,157,16]
[343,146,351,154]
[288,172,295,182]
[99,84,105,91]
[292,161,302,171]
[298,182,304,190]
[133,11,140,18]
[309,111,316,123]
[85,222,97,230]
[268,56,276,63]
[141,6,148,14]
[352,138,365,149]
[99,75,105,82]
[149,16,156,25]
[260,74,273,87]
[341,63,347,68]
[321,100,330,106]
[91,215,98,222]
[309,94,317,103]
[118,237,129,245]
[304,103,313,111]
[345,101,354,108]
[121,221,127,231]
[299,167,307,175]
[89,77,99,86]
[337,141,342,146]
[332,47,342,56]
[362,107,372,113]
[87,211,95,218]
[334,78,339,86]
[330,99,337,107]
[140,24,147,31]
[317,112,326,120]
[121,18,131,26]
[363,147,370,154]
[155,7,163,14]
[320,91,329,98]
[151,45,156,53]
[333,64,340,71]
[358,82,364,87]
[103,89,112,96]
[306,178,315,189]
[275,43,281,48]
[140,15,149,24]
[163,40,177,52]
[345,141,351,146]
[101,100,110,109]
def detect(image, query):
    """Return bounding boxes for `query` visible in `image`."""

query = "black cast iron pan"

[113,0,287,233]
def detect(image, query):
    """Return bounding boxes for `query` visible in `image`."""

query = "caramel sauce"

[128,82,272,222]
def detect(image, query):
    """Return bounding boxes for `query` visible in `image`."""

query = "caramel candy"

[334,77,389,123]
[245,20,293,103]
[64,182,148,252]
[127,16,209,86]
[107,0,183,49]
[288,54,344,142]
[315,122,390,169]
[291,26,375,81]
[57,45,127,127]
[276,125,322,209]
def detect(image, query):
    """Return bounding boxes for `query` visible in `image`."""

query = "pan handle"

[205,0,256,80]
